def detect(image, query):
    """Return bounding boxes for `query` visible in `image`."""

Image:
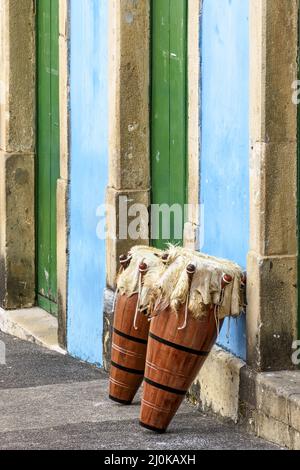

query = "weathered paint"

[67,0,108,365]
[200,0,249,359]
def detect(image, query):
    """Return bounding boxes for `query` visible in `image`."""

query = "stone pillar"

[103,0,150,369]
[184,0,201,250]
[0,0,36,309]
[106,0,151,289]
[247,0,298,371]
[57,0,70,347]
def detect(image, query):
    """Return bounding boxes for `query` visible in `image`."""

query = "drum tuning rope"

[112,253,133,315]
[214,273,233,338]
[178,263,196,331]
[133,261,148,330]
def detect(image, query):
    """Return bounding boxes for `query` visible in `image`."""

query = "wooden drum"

[109,292,150,405]
[109,258,150,405]
[140,265,230,432]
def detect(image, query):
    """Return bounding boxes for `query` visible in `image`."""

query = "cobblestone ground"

[0,331,281,450]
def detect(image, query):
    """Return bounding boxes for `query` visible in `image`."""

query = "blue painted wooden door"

[200,0,249,359]
[67,0,108,366]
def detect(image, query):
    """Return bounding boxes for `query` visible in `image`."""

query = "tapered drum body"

[109,293,150,405]
[140,306,222,432]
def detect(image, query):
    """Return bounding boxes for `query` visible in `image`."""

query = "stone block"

[0,152,35,309]
[250,0,298,144]
[102,288,115,372]
[188,346,245,422]
[256,412,291,449]
[108,0,150,191]
[247,251,297,371]
[57,178,69,348]
[0,0,35,153]
[249,142,297,257]
[106,186,149,289]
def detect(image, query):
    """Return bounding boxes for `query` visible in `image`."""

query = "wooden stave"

[140,305,221,431]
[109,293,150,404]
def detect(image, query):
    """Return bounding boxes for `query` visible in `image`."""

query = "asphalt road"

[0,331,280,450]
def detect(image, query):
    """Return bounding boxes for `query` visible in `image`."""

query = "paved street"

[0,331,280,450]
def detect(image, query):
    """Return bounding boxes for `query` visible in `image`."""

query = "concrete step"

[240,368,300,449]
[0,307,65,354]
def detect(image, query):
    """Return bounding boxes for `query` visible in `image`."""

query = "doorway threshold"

[0,307,66,355]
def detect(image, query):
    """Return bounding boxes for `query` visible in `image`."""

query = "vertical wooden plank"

[151,0,187,248]
[36,0,59,315]
[49,0,60,304]
[37,0,51,307]
[151,0,170,248]
[169,0,187,244]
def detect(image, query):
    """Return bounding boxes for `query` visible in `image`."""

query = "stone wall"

[247,0,298,371]
[0,0,36,309]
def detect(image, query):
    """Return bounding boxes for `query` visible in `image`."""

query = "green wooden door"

[298,8,300,348]
[298,26,300,345]
[36,0,60,316]
[151,0,188,249]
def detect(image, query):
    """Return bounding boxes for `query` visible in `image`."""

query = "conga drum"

[109,248,164,405]
[140,265,231,433]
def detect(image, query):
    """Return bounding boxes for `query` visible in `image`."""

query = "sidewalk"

[0,331,280,450]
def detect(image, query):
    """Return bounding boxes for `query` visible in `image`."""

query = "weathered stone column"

[106,0,150,289]
[57,0,70,347]
[247,0,298,371]
[184,0,201,250]
[0,0,36,309]
[104,0,150,369]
